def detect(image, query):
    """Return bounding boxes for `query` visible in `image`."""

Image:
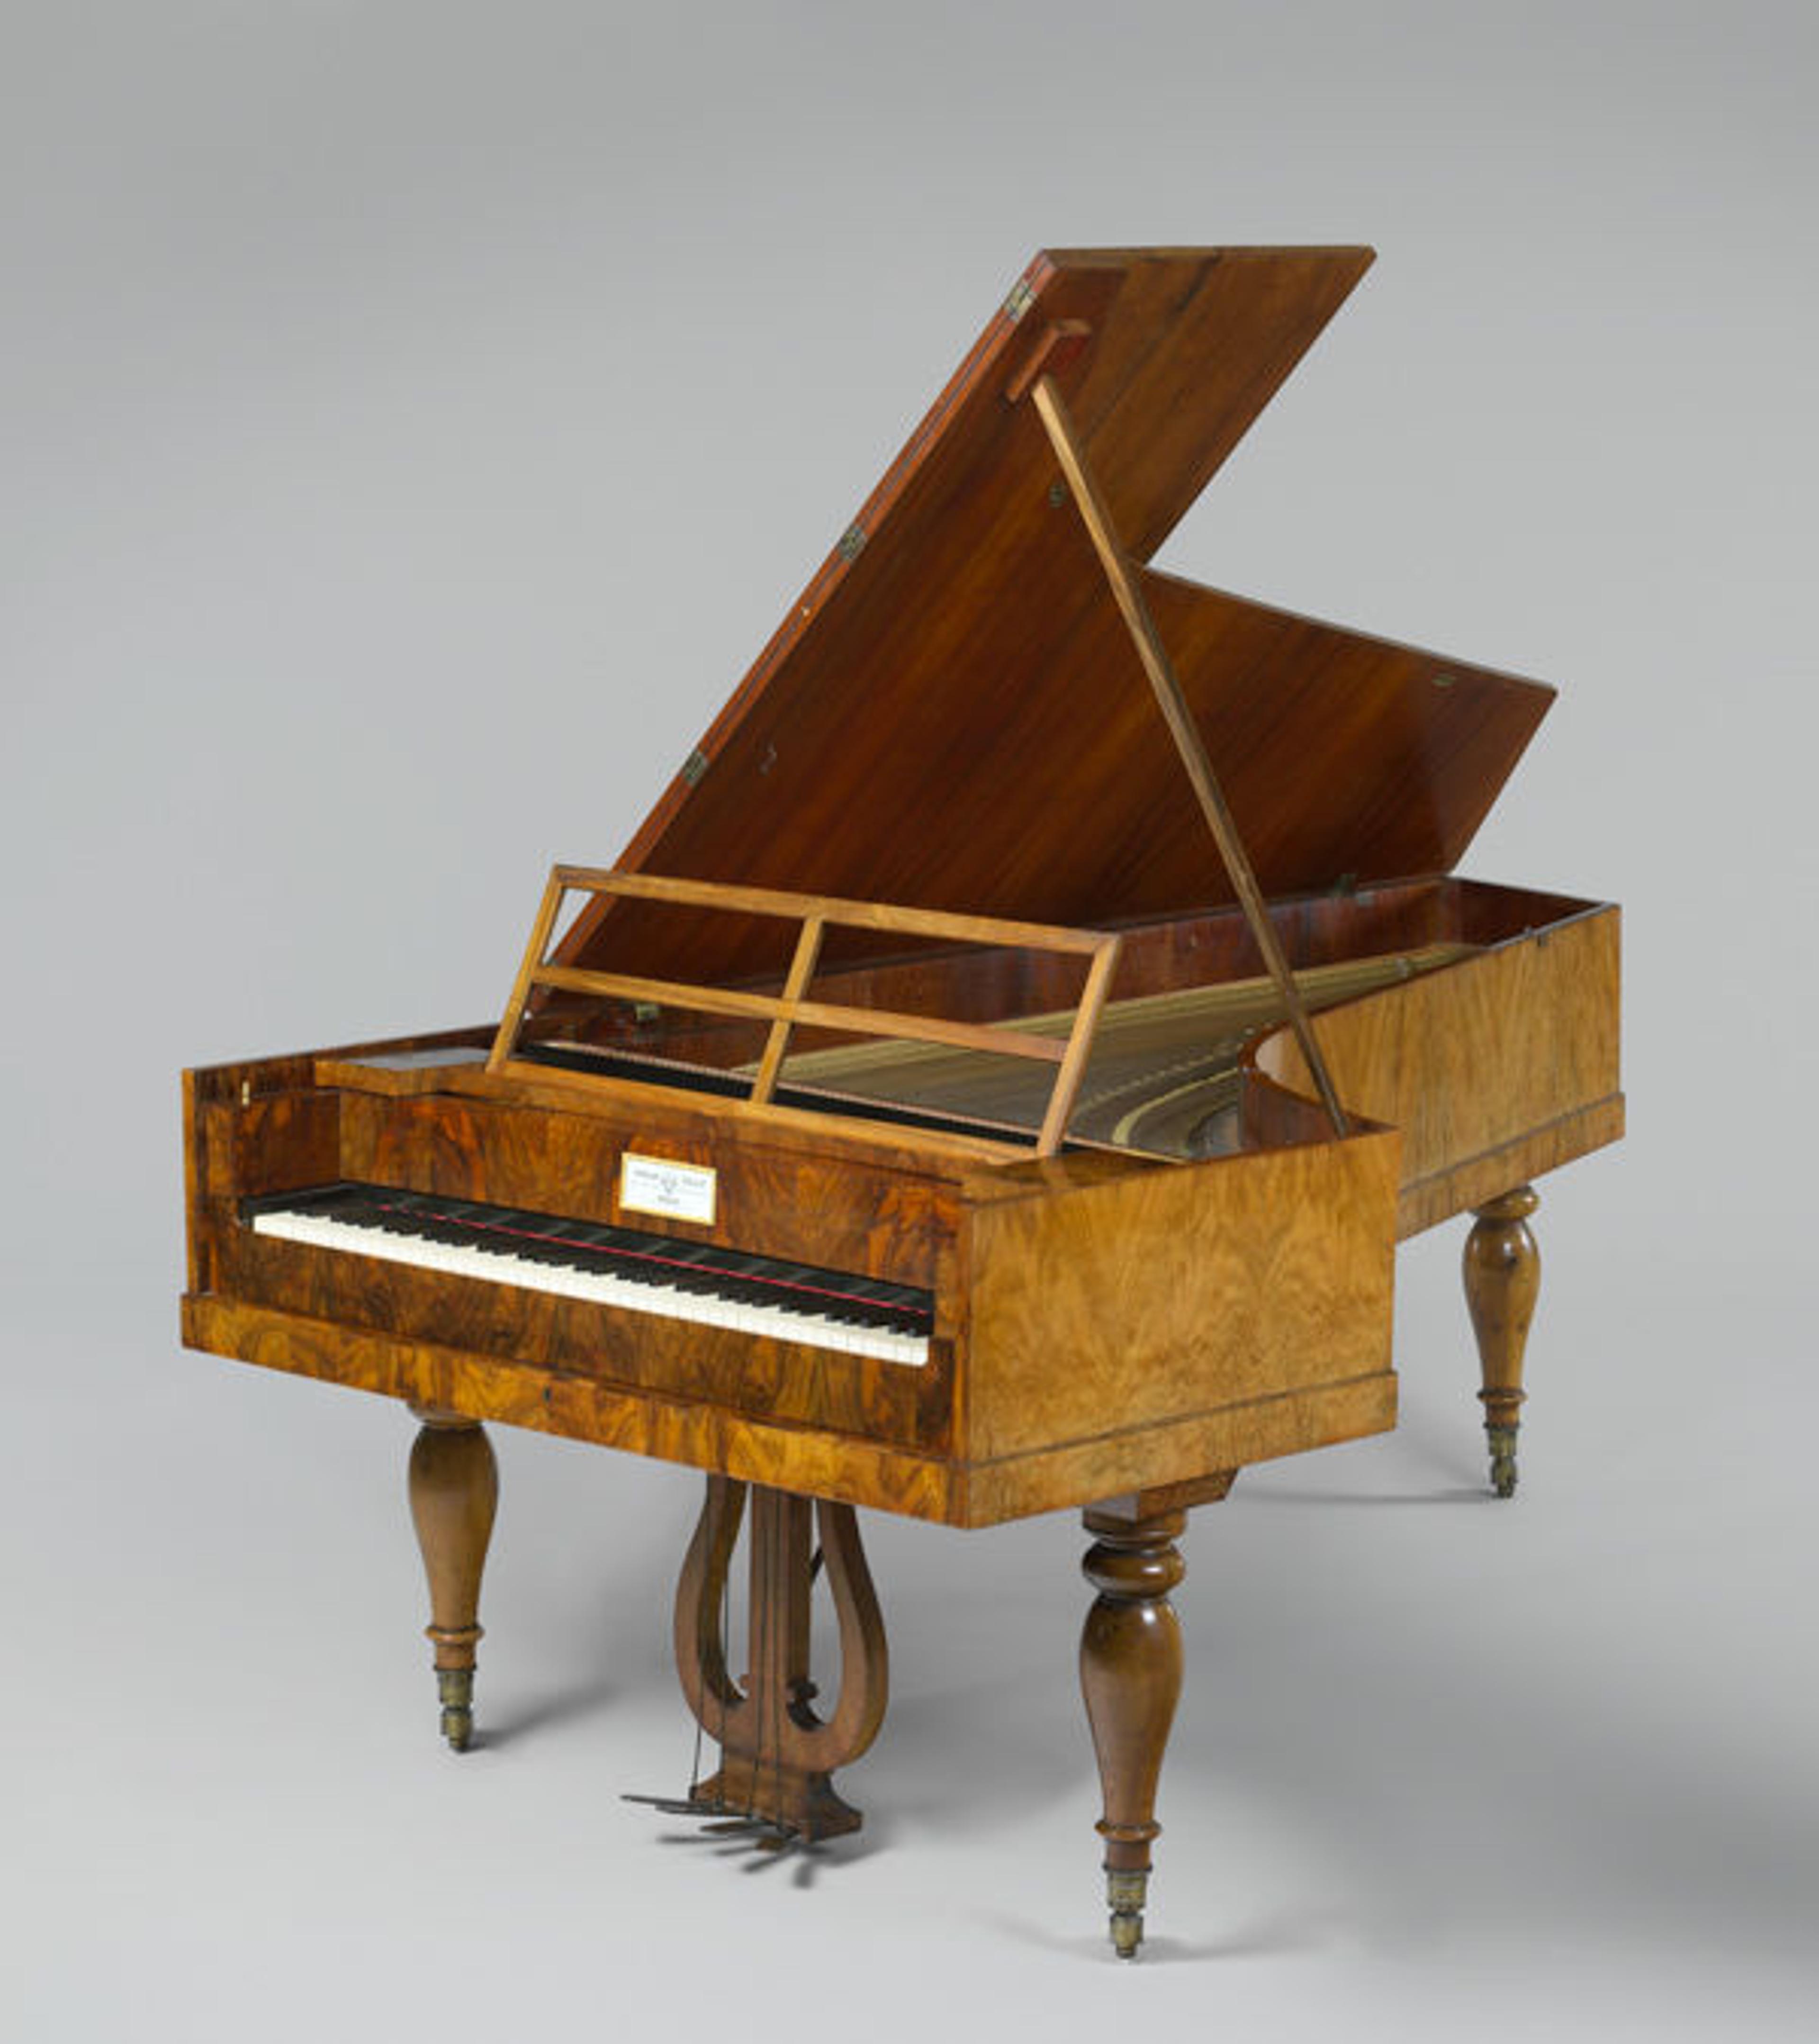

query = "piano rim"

[178,875,1620,1524]
[279,873,1621,1178]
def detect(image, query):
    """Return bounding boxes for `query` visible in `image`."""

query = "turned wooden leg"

[1080,1503,1190,1959]
[407,1408,498,1750]
[1463,1186,1540,1499]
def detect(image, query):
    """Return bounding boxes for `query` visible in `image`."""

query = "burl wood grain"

[196,1091,340,1202]
[337,1090,953,1293]
[181,1280,1398,1533]
[182,1293,957,1519]
[180,881,1612,1530]
[1248,903,1621,1236]
[964,1128,1401,1462]
[448,1059,1030,1172]
[955,1375,1392,1527]
[181,1068,212,1296]
[186,1005,1412,1526]
[217,1222,945,1451]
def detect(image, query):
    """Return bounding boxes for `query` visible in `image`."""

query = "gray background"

[4,2,1814,2038]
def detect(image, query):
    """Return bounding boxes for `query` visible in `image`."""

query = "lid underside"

[559,247,1552,989]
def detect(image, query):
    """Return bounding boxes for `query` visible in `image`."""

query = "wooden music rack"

[486,866,1123,1157]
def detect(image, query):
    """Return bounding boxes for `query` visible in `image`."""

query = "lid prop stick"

[1029,370,1349,1138]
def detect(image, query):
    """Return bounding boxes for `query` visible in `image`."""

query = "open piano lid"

[562,247,1553,986]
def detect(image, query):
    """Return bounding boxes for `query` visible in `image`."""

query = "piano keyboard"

[244,1185,933,1367]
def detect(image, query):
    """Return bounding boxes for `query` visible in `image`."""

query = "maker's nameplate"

[620,1153,718,1227]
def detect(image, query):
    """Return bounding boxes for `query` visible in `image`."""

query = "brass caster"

[1487,1423,1519,1500]
[437,1667,475,1751]
[1106,1868,1148,1959]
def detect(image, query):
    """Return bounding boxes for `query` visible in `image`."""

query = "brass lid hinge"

[1004,277,1036,322]
[680,748,710,787]
[837,522,867,562]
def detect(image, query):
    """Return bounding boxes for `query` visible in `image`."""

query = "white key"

[251,1210,929,1368]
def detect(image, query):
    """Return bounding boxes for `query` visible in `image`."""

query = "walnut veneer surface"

[182,878,1618,1528]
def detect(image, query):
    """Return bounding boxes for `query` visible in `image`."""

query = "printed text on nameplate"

[621,1153,718,1228]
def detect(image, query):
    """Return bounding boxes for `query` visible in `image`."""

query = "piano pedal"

[621,1792,718,1815]
[621,1791,803,1853]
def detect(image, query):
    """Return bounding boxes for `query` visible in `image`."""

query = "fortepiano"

[179,246,1622,1957]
